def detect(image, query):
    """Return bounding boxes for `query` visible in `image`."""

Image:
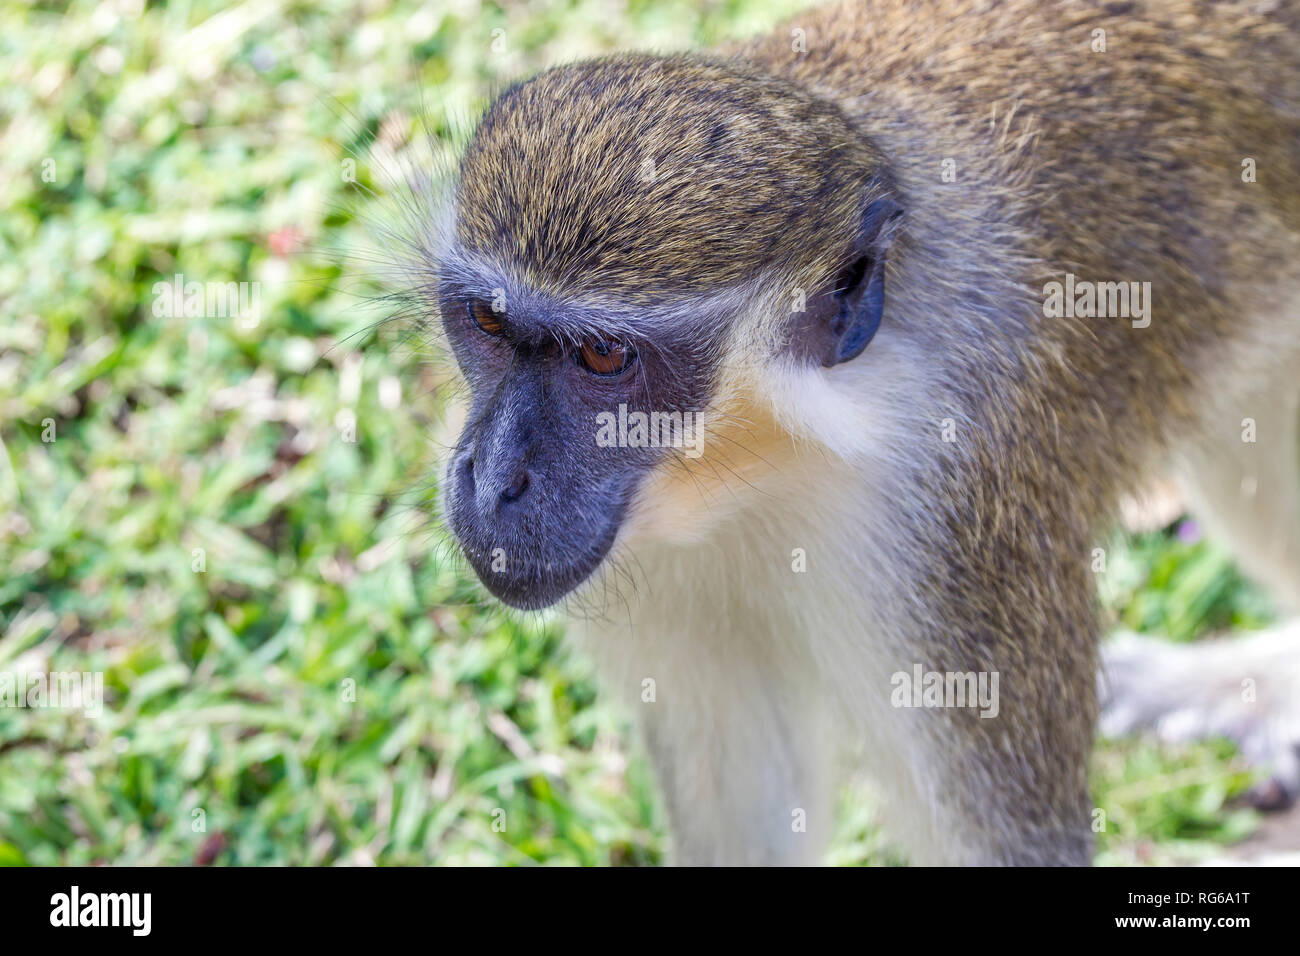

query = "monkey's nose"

[500,471,530,504]
[484,467,531,513]
[462,453,532,515]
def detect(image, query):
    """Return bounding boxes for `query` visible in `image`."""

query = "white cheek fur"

[758,329,934,469]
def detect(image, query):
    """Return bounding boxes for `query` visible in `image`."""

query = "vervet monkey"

[406,0,1300,864]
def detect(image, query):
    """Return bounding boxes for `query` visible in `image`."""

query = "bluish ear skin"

[820,197,903,368]
[823,260,887,367]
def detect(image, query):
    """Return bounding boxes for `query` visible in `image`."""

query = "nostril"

[499,471,530,504]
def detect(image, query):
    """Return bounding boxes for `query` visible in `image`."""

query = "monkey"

[397,0,1300,864]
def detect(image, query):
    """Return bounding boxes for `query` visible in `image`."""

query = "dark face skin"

[438,279,719,609]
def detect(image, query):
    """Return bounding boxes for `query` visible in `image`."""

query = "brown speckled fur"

[456,53,886,305]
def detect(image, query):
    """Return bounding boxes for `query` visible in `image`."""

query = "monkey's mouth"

[463,546,609,610]
[451,498,629,611]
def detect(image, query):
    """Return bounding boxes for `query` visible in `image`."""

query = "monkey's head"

[433,54,903,610]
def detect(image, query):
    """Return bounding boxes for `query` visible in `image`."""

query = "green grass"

[0,0,1274,865]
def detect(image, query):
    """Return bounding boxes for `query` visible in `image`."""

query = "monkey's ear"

[797,197,903,368]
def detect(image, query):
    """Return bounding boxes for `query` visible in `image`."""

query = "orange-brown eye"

[578,338,635,376]
[468,298,504,336]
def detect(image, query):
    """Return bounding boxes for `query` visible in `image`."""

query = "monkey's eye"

[467,298,505,336]
[577,337,635,376]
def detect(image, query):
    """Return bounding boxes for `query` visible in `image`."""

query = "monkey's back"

[745,0,1300,237]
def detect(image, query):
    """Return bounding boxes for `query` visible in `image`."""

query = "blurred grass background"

[0,0,1276,866]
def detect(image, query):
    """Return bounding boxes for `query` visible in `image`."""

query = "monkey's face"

[432,55,901,610]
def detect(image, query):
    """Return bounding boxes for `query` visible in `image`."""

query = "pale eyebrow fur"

[429,241,795,349]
